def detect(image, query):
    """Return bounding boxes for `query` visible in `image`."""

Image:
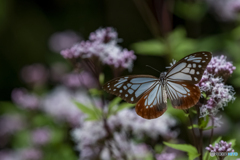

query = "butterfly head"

[159,72,167,84]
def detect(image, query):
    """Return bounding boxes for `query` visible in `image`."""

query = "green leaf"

[213,136,222,145]
[203,126,215,131]
[131,39,166,56]
[191,110,197,114]
[174,1,207,21]
[114,102,135,113]
[227,139,236,148]
[154,144,163,153]
[99,73,105,85]
[167,27,197,60]
[73,100,99,121]
[184,113,189,117]
[188,124,199,129]
[108,97,122,113]
[199,116,209,129]
[89,88,103,96]
[163,142,199,160]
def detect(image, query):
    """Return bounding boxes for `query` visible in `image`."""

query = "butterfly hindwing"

[166,52,212,84]
[103,75,158,104]
[165,81,201,109]
[135,82,167,119]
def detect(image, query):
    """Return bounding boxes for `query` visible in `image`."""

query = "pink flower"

[60,27,136,70]
[31,127,51,146]
[21,64,48,86]
[11,88,39,110]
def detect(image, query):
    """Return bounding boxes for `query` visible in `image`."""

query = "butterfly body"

[103,52,212,119]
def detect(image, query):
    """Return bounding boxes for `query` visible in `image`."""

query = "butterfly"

[103,52,212,119]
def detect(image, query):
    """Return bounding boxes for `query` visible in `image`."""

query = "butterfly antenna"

[146,65,161,73]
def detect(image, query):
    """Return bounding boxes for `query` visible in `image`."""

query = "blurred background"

[1,0,240,160]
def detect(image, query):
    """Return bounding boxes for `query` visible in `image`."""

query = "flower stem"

[184,110,197,151]
[196,105,203,160]
[206,116,214,160]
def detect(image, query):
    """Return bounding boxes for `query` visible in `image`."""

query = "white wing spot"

[185,57,188,60]
[131,97,134,101]
[185,88,190,92]
[146,106,149,109]
[188,93,190,96]
[167,63,187,76]
[194,77,198,81]
[125,94,128,97]
[196,71,199,75]
[120,90,122,93]
[150,105,153,108]
[168,73,192,81]
[193,64,196,68]
[184,95,187,97]
[124,77,128,78]
[128,89,134,94]
[190,69,195,74]
[116,84,123,88]
[202,60,206,63]
[107,86,110,88]
[198,65,202,68]
[131,84,140,90]
[113,89,116,91]
[206,57,208,59]
[123,86,127,90]
[187,64,191,68]
[109,88,111,90]
[127,84,131,87]
[182,68,190,73]
[193,60,201,63]
[205,54,207,56]
[203,52,205,54]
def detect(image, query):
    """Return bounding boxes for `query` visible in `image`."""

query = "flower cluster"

[0,114,25,137]
[156,153,177,160]
[60,27,136,70]
[205,0,240,21]
[49,30,81,52]
[31,127,51,146]
[11,88,40,110]
[108,109,178,139]
[21,64,48,87]
[41,87,87,126]
[197,55,236,117]
[204,55,236,80]
[72,109,177,160]
[206,140,234,153]
[62,71,97,89]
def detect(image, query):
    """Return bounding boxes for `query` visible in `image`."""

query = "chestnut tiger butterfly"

[103,52,212,119]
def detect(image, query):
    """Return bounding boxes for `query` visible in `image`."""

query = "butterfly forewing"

[166,52,212,83]
[103,75,158,104]
[135,82,167,119]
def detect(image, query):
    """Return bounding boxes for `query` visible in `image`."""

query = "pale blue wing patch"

[103,75,158,104]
